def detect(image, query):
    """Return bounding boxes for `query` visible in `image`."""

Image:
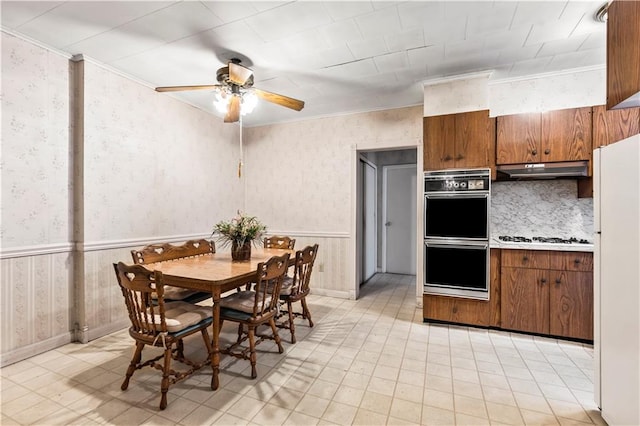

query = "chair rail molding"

[0,243,74,259]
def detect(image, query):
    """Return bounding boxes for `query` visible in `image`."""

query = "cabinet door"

[549,271,593,340]
[454,110,494,169]
[424,115,455,171]
[496,113,541,164]
[606,0,640,109]
[592,105,640,148]
[501,267,549,334]
[423,294,490,326]
[541,107,592,162]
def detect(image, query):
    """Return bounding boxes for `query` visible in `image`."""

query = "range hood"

[496,161,589,179]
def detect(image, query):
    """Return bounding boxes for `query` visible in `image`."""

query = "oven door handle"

[424,192,489,199]
[425,241,488,250]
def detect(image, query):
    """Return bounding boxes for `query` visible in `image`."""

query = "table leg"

[211,290,221,390]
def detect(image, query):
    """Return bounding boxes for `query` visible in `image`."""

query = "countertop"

[490,238,594,252]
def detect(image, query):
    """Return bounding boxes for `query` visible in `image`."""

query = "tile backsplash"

[490,180,594,241]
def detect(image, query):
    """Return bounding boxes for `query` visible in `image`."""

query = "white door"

[383,165,416,274]
[362,160,376,282]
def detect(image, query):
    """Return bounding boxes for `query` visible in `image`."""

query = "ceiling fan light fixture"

[241,91,258,116]
[213,90,229,114]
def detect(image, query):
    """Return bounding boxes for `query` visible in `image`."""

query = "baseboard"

[310,288,352,299]
[1,332,74,367]
[84,320,129,343]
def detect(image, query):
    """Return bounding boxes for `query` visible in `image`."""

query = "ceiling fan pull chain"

[238,117,243,178]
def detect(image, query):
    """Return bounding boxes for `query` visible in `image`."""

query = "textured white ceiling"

[0,1,607,127]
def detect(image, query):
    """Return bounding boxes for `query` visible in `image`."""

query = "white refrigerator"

[594,134,640,425]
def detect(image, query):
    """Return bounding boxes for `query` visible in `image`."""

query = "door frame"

[382,164,416,274]
[349,141,422,302]
[358,156,377,285]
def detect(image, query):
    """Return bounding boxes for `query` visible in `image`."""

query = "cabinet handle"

[555,278,561,285]
[532,149,537,155]
[540,278,547,285]
[544,149,550,155]
[574,259,581,264]
[522,256,529,262]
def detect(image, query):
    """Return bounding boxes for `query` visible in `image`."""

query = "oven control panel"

[424,169,490,193]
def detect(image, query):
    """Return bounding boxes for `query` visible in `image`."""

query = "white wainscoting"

[1,252,73,367]
[266,232,352,299]
[1,232,350,366]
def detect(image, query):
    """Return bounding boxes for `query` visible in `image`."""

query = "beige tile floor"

[1,273,605,425]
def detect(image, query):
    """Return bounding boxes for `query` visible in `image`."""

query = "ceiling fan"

[155,59,305,123]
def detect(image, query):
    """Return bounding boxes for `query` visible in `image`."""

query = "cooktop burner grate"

[498,235,592,244]
[498,236,532,242]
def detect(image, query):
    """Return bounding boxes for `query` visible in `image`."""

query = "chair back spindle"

[254,254,290,317]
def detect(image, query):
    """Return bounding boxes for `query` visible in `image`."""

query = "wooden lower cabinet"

[500,250,593,341]
[549,270,594,340]
[423,294,491,326]
[423,249,593,341]
[501,267,550,334]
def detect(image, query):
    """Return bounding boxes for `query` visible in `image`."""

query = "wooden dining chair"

[219,253,290,379]
[277,244,319,343]
[113,262,214,410]
[130,239,215,303]
[264,235,296,250]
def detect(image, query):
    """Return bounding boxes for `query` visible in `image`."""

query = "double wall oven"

[424,169,490,299]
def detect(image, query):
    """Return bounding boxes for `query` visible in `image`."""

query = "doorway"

[357,148,418,288]
[383,164,417,274]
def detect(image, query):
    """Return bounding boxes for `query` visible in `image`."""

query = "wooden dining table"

[147,247,295,390]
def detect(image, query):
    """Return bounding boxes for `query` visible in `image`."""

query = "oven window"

[425,196,488,239]
[425,245,487,290]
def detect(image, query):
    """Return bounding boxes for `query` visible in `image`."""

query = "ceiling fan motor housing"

[216,66,254,88]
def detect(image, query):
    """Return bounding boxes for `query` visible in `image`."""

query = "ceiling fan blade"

[224,95,241,123]
[155,85,221,92]
[228,62,253,86]
[254,88,305,111]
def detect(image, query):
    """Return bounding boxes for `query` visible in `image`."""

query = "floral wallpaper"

[489,67,606,116]
[82,62,243,242]
[1,33,71,248]
[243,106,423,233]
[424,74,490,116]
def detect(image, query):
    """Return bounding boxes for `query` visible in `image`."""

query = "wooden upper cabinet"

[607,0,640,109]
[455,110,495,169]
[541,107,592,162]
[423,110,494,171]
[592,104,640,148]
[496,113,541,164]
[496,107,592,164]
[424,114,455,171]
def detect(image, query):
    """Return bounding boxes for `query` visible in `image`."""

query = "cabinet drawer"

[549,251,593,271]
[501,250,550,269]
[423,295,490,326]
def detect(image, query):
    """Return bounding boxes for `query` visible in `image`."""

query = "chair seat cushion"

[156,301,212,333]
[264,276,295,296]
[163,285,199,301]
[279,276,295,296]
[220,290,271,314]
